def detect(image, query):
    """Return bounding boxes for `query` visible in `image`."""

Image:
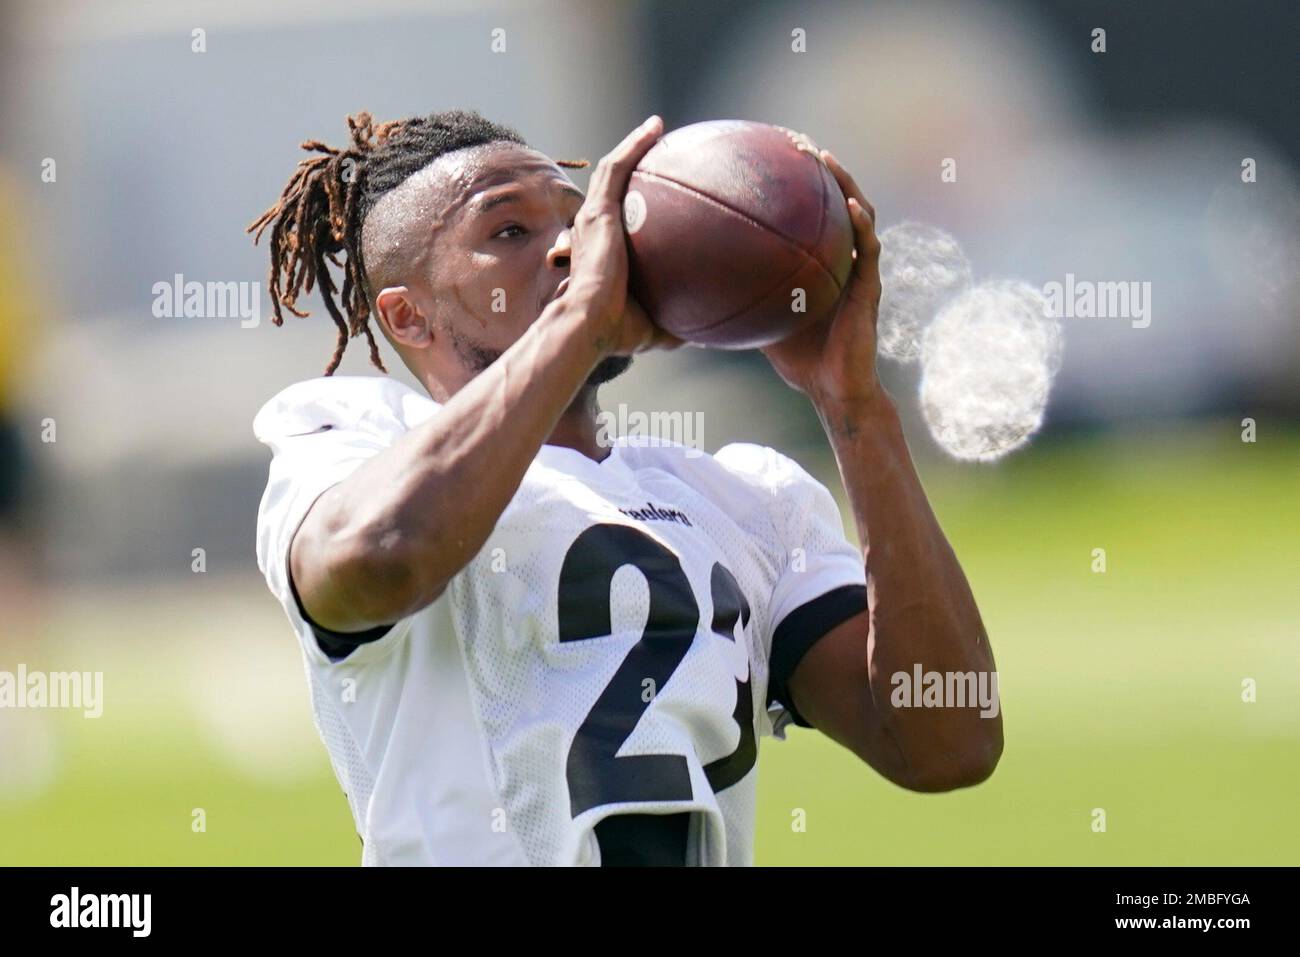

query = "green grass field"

[2,422,1297,865]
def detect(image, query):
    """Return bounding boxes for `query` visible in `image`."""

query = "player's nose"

[546,227,572,273]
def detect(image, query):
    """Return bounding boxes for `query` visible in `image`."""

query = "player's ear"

[374,286,432,347]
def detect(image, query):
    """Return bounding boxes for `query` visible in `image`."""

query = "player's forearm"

[813,390,1003,779]
[298,296,607,628]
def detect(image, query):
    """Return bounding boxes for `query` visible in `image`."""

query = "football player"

[250,111,1001,866]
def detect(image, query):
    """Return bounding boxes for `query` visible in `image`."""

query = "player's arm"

[762,153,1002,792]
[292,117,672,634]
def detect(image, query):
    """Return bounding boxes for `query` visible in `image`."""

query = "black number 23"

[557,523,758,818]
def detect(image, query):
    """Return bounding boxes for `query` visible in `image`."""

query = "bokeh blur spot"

[876,222,973,362]
[920,281,1061,461]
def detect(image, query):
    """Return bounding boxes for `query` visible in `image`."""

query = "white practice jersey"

[254,375,866,866]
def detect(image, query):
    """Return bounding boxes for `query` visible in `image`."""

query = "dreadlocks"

[248,109,587,376]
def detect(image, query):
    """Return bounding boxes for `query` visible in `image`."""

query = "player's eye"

[492,223,528,239]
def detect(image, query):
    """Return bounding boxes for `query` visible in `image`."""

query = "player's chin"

[586,355,633,387]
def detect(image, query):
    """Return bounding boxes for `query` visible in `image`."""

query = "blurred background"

[0,0,1296,864]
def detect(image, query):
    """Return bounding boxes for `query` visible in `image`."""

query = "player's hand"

[761,151,883,405]
[567,115,683,356]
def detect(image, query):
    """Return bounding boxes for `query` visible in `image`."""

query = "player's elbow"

[327,534,435,620]
[894,730,1004,793]
[298,504,445,627]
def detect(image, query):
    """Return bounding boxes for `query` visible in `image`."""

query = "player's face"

[418,143,585,374]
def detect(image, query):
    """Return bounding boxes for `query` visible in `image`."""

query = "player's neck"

[546,386,611,463]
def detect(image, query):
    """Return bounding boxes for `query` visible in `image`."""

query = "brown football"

[623,119,855,349]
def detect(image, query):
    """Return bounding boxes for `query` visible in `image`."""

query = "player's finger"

[820,150,875,225]
[589,115,663,203]
[844,197,882,310]
[820,151,880,296]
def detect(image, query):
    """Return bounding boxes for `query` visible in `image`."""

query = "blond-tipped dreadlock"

[248,109,587,376]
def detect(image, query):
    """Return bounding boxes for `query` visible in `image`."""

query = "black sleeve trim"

[767,583,868,728]
[287,556,395,661]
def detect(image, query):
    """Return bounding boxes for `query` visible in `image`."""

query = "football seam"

[631,168,847,288]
